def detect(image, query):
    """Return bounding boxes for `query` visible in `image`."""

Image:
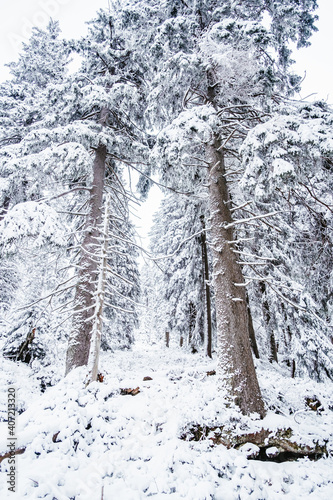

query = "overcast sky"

[0,0,331,251]
[0,0,331,101]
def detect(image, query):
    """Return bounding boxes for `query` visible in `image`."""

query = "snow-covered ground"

[0,343,332,499]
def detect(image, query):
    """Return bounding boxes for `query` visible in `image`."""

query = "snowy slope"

[0,343,332,499]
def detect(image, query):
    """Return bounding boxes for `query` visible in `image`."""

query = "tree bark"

[247,293,260,359]
[207,136,265,417]
[65,109,109,375]
[200,215,213,358]
[259,281,278,363]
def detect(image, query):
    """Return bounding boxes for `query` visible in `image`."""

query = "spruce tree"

[65,10,148,376]
[125,0,318,416]
[150,193,214,353]
[240,101,333,381]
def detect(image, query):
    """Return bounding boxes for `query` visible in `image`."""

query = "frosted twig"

[217,129,237,150]
[103,301,136,314]
[104,285,145,308]
[109,153,193,196]
[40,186,91,203]
[229,201,253,212]
[237,261,267,266]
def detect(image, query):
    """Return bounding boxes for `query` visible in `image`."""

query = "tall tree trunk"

[200,215,213,358]
[246,293,260,359]
[65,110,109,375]
[86,194,111,384]
[259,281,278,363]
[206,136,266,417]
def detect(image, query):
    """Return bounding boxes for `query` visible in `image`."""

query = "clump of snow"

[272,158,294,177]
[0,343,332,499]
[239,442,260,458]
[0,201,65,250]
[266,446,280,458]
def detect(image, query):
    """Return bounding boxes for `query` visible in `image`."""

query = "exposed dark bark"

[17,327,35,363]
[291,359,296,378]
[183,424,327,461]
[0,447,26,464]
[188,301,196,347]
[200,215,213,358]
[246,294,260,359]
[259,281,278,363]
[0,195,10,221]
[206,136,265,417]
[65,109,109,375]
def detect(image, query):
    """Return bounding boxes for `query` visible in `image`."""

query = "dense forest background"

[0,1,333,498]
[0,0,332,393]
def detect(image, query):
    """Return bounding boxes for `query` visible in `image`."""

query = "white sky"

[0,0,331,100]
[0,0,331,249]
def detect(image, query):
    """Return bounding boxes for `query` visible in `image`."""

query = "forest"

[0,0,332,498]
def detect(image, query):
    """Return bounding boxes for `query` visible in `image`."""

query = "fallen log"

[120,387,140,396]
[182,425,328,462]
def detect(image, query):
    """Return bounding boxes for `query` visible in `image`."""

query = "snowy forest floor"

[1,342,333,499]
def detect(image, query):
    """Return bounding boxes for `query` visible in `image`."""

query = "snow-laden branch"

[104,285,145,308]
[102,301,136,314]
[224,211,281,229]
[229,201,253,212]
[237,261,268,266]
[232,250,276,261]
[217,129,237,151]
[227,237,255,244]
[109,153,194,196]
[248,266,307,312]
[106,265,135,286]
[299,182,333,213]
[40,186,91,203]
[17,281,77,311]
[151,227,210,261]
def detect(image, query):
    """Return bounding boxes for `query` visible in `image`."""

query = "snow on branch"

[104,284,145,308]
[106,265,135,286]
[102,301,136,314]
[109,153,194,196]
[40,186,91,203]
[229,201,253,212]
[224,211,281,229]
[151,227,210,261]
[232,250,276,261]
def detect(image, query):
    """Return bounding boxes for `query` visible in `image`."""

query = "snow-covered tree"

[149,193,214,354]
[60,9,147,377]
[101,176,140,352]
[240,101,333,381]
[124,0,319,416]
[0,16,142,379]
[138,260,167,345]
[0,21,74,366]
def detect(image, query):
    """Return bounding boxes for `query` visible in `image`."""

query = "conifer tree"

[149,193,214,353]
[65,10,147,376]
[0,17,141,377]
[0,21,74,365]
[125,0,318,416]
[240,101,333,381]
